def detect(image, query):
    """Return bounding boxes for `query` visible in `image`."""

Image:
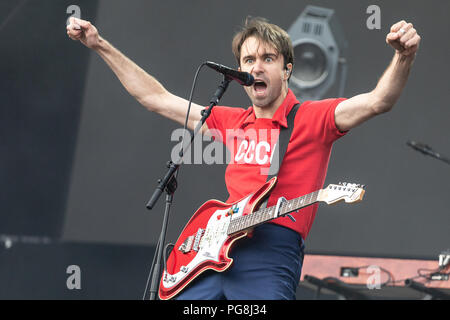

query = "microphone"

[205,61,254,86]
[407,140,450,165]
[406,140,437,157]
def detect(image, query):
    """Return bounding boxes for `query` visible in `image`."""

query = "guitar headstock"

[319,182,365,205]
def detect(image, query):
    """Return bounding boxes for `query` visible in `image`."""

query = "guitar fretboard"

[227,190,320,235]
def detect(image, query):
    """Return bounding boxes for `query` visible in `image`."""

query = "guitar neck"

[227,189,321,235]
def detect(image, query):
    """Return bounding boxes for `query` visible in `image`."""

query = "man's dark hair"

[232,17,294,73]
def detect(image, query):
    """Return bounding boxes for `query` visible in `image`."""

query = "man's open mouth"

[253,80,267,93]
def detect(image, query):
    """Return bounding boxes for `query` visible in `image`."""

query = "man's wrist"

[394,50,416,66]
[92,36,106,52]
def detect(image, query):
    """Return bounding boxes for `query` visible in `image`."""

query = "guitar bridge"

[178,228,205,254]
[178,235,194,253]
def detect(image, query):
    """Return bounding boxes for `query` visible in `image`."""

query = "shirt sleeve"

[303,98,348,144]
[205,106,247,144]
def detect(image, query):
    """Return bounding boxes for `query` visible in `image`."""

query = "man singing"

[67,15,420,299]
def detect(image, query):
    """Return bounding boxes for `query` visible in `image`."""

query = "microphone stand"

[146,76,232,300]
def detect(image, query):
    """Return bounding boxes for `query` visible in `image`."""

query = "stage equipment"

[287,5,348,100]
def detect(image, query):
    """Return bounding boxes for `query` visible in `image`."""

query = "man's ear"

[285,63,293,80]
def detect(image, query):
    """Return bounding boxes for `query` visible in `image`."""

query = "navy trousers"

[176,223,305,300]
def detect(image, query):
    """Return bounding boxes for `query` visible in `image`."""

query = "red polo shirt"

[205,89,347,240]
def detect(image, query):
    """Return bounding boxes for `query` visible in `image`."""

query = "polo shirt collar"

[242,89,299,128]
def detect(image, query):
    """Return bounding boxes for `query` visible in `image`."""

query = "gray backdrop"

[61,0,450,259]
[0,0,98,237]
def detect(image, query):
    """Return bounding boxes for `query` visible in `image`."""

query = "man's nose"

[251,59,264,74]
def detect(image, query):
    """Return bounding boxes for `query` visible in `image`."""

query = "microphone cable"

[142,61,207,300]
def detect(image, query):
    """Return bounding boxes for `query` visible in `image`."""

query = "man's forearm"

[371,52,415,114]
[94,36,167,109]
[66,17,206,131]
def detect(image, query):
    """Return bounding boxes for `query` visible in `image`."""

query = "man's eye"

[245,59,254,64]
[265,57,273,62]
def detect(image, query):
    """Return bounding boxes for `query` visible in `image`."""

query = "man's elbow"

[373,103,394,115]
[370,92,396,115]
[136,90,169,113]
[370,84,406,115]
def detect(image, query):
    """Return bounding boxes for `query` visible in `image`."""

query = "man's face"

[239,36,291,110]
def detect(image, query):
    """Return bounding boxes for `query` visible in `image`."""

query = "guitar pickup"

[192,228,205,252]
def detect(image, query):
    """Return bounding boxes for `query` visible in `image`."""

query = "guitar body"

[158,177,278,300]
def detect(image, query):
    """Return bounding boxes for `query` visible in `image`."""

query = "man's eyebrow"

[241,52,278,61]
[241,54,255,61]
[263,52,278,58]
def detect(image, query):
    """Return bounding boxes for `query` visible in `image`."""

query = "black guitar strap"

[260,103,300,209]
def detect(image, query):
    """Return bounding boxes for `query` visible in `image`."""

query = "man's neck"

[253,89,289,119]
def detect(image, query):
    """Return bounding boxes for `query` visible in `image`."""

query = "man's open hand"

[386,20,421,57]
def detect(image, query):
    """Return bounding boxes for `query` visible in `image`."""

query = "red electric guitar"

[159,177,365,300]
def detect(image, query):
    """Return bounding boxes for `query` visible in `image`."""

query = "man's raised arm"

[66,17,206,132]
[334,20,421,132]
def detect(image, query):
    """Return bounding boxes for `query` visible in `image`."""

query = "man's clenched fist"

[66,17,100,49]
[386,20,421,57]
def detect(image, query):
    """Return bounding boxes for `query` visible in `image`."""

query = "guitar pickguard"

[161,194,251,290]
